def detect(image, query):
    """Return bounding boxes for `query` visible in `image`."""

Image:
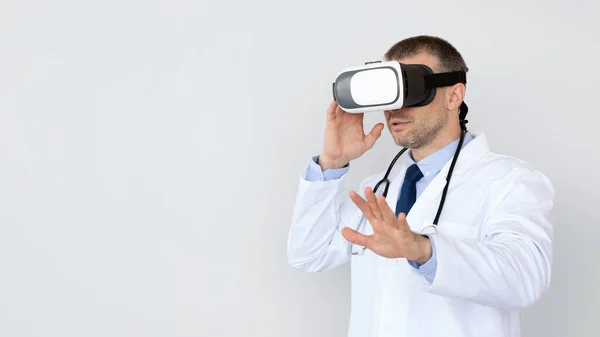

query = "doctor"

[287,35,554,337]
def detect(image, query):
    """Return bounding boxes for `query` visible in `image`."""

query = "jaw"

[390,127,416,148]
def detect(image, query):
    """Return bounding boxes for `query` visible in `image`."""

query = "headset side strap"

[424,71,467,89]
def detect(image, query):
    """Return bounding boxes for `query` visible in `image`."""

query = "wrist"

[318,155,348,171]
[412,234,432,264]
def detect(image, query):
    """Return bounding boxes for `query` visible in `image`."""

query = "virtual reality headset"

[332,60,467,113]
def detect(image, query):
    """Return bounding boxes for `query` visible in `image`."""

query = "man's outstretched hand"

[342,186,432,264]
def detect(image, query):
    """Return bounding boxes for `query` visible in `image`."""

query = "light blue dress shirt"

[303,132,474,283]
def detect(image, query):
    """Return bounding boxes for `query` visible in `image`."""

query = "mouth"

[390,119,410,131]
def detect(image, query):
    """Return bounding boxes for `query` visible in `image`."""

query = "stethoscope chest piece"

[420,224,437,235]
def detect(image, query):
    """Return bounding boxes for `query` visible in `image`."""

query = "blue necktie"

[395,164,424,216]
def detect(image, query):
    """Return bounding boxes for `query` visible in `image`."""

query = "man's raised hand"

[341,186,432,263]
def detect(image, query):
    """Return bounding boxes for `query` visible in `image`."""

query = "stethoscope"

[350,109,469,255]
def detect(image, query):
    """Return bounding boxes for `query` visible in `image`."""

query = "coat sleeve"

[419,167,555,310]
[286,159,366,272]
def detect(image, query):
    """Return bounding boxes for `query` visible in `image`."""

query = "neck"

[411,125,462,162]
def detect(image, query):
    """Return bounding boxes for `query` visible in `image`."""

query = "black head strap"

[424,71,469,130]
[424,71,467,89]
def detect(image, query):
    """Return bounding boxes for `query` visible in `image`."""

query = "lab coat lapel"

[405,133,491,231]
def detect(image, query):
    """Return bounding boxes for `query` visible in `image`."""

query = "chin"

[392,136,408,147]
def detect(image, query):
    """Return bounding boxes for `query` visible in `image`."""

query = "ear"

[445,83,466,111]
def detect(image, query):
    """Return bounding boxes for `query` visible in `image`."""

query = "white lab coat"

[287,133,554,337]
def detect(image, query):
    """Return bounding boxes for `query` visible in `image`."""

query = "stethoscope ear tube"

[432,128,467,226]
[377,147,408,198]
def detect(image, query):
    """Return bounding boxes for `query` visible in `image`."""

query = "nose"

[384,109,402,117]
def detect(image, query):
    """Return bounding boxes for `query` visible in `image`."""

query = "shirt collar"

[406,132,474,181]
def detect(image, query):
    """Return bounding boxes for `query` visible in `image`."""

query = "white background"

[1,0,598,336]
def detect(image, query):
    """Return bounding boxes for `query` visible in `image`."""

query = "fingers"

[342,227,371,247]
[350,187,384,225]
[365,123,385,150]
[349,190,374,220]
[351,187,395,233]
[377,195,400,229]
[326,100,338,121]
[364,187,383,220]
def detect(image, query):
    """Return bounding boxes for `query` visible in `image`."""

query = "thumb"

[342,227,371,247]
[364,123,385,150]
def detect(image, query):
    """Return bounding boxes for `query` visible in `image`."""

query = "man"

[287,35,554,337]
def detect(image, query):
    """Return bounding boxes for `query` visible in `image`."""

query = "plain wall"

[1,0,598,336]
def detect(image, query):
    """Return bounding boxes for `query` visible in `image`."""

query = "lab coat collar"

[405,132,476,182]
[381,132,490,228]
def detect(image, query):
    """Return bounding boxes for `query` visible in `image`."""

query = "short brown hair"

[384,35,468,73]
